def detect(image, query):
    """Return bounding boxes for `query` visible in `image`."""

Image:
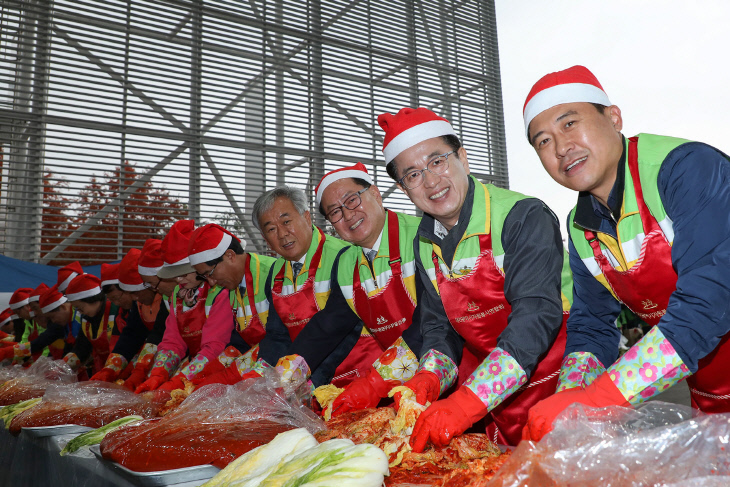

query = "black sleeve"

[111,304,150,363]
[70,330,93,364]
[258,266,292,366]
[309,321,362,387]
[284,248,365,371]
[144,303,169,345]
[497,199,565,377]
[29,322,66,354]
[13,319,27,341]
[414,237,465,365]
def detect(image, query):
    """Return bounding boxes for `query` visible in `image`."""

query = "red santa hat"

[40,285,67,314]
[65,274,103,302]
[377,107,456,164]
[9,288,34,310]
[118,248,145,292]
[138,239,164,276]
[314,162,374,207]
[100,263,120,288]
[158,220,196,279]
[523,65,611,138]
[57,261,84,292]
[29,283,50,303]
[188,224,243,266]
[0,308,14,327]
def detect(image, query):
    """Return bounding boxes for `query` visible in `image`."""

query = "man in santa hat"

[378,106,572,448]
[522,65,730,441]
[299,162,425,416]
[195,186,364,388]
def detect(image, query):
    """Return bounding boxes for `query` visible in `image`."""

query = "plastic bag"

[100,369,325,472]
[0,357,76,406]
[8,381,160,435]
[488,401,730,486]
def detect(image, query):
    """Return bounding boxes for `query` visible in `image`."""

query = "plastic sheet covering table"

[0,427,214,487]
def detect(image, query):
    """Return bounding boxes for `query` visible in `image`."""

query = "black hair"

[318,177,372,216]
[386,134,462,182]
[102,283,120,294]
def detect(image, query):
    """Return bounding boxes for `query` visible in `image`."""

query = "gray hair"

[252,185,309,230]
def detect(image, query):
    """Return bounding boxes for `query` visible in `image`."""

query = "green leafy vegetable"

[60,415,143,456]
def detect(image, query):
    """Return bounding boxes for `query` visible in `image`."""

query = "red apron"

[585,136,730,412]
[271,228,379,388]
[174,285,207,357]
[352,210,416,348]
[235,253,267,345]
[434,233,567,446]
[83,301,113,374]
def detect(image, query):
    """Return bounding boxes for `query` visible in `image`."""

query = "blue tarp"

[0,254,104,292]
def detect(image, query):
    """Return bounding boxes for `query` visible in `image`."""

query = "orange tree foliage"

[42,161,187,266]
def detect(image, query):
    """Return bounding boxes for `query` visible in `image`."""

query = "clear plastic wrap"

[8,381,161,435]
[100,369,325,472]
[487,401,730,487]
[0,357,76,406]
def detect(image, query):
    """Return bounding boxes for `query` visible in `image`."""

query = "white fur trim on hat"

[28,295,41,303]
[383,120,455,164]
[58,272,78,293]
[101,278,119,287]
[315,169,374,206]
[66,286,102,302]
[9,298,29,310]
[138,264,163,277]
[118,281,146,292]
[0,315,12,326]
[42,296,67,314]
[523,83,611,138]
[188,233,232,266]
[165,256,191,267]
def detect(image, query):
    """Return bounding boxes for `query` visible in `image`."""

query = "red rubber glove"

[135,368,169,394]
[158,375,185,392]
[0,346,15,362]
[189,359,226,385]
[410,386,488,452]
[90,367,119,383]
[330,367,400,417]
[122,365,148,391]
[523,372,629,442]
[393,370,441,410]
[195,362,248,388]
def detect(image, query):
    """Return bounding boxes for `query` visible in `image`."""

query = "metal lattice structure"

[0,0,507,265]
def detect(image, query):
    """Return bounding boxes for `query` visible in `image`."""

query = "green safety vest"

[568,134,689,298]
[418,176,573,311]
[230,252,277,327]
[269,225,350,310]
[338,210,421,315]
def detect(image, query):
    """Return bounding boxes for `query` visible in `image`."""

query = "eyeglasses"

[195,261,219,282]
[325,187,369,224]
[143,278,161,292]
[397,150,455,190]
